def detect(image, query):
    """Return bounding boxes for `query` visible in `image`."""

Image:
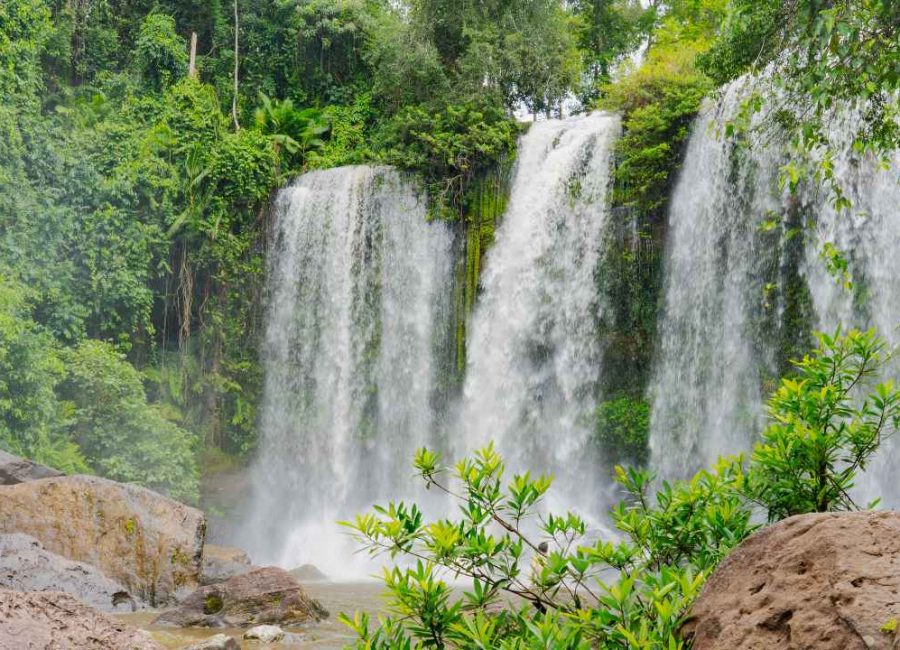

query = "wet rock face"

[153,567,329,628]
[0,533,143,612]
[0,589,163,649]
[683,511,900,650]
[0,450,62,485]
[0,475,205,606]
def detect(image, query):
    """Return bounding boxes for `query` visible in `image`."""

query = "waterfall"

[458,113,621,510]
[647,82,786,478]
[649,79,900,499]
[244,165,454,575]
[799,115,900,505]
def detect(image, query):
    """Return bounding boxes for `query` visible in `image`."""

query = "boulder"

[288,563,328,582]
[202,544,253,585]
[0,474,205,605]
[182,634,241,650]
[683,511,900,650]
[0,589,162,650]
[0,532,142,612]
[0,450,62,485]
[153,566,329,628]
[243,624,285,642]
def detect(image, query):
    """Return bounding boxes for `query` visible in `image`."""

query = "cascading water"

[244,166,454,576]
[647,81,786,479]
[799,117,900,506]
[458,112,621,510]
[649,78,900,497]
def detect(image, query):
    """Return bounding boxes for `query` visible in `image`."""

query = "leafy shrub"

[603,45,712,214]
[594,396,650,465]
[0,277,86,473]
[746,328,900,520]
[378,100,519,219]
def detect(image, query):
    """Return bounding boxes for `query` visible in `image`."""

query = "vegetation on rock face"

[343,329,898,648]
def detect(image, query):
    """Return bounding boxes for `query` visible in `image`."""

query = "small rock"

[288,563,328,582]
[243,624,285,642]
[182,633,241,650]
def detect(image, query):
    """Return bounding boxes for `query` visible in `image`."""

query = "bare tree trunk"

[232,0,240,130]
[188,32,198,78]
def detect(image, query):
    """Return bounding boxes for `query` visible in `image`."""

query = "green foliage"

[700,0,900,212]
[253,93,328,167]
[134,13,187,90]
[604,47,713,213]
[570,0,654,103]
[0,277,86,473]
[594,397,650,465]
[746,328,900,521]
[342,443,751,649]
[379,101,519,219]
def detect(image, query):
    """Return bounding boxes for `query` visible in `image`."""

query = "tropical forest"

[0,0,899,648]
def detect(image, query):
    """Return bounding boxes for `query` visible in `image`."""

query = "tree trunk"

[188,32,198,78]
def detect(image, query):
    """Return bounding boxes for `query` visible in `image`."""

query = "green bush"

[746,328,900,520]
[603,45,712,214]
[594,397,650,465]
[378,100,519,219]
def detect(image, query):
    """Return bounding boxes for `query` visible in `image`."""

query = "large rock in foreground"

[0,589,162,650]
[0,475,205,605]
[0,450,62,485]
[0,533,142,612]
[683,511,900,650]
[154,566,329,628]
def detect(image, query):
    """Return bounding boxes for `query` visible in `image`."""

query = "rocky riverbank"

[0,451,332,649]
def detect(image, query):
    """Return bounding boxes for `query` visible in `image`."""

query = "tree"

[134,13,187,91]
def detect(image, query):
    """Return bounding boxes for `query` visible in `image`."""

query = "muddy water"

[118,581,385,649]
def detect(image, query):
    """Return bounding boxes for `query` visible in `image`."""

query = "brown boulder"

[201,544,254,585]
[683,511,900,650]
[0,589,162,650]
[153,566,328,628]
[0,475,205,605]
[0,450,62,485]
